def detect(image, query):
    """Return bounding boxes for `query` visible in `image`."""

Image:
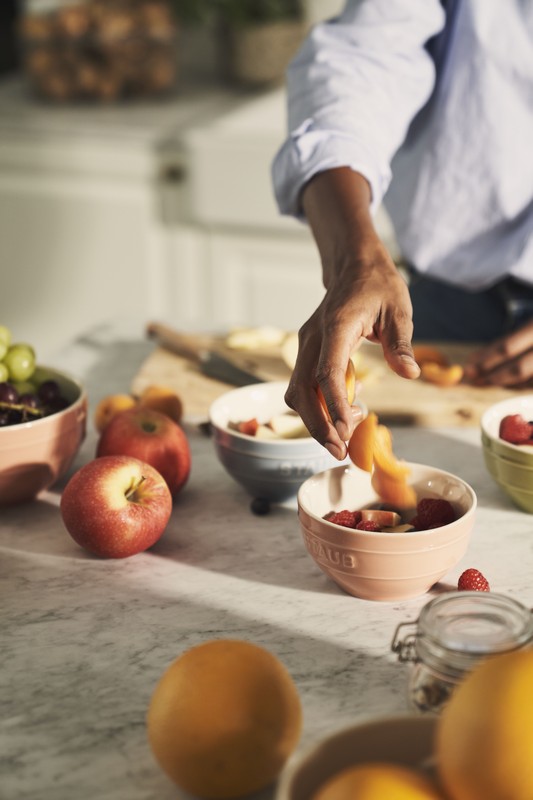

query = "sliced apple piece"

[269,413,309,439]
[360,508,401,527]
[254,424,279,440]
[382,523,415,533]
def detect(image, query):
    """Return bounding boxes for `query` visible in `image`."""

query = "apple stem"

[125,475,146,501]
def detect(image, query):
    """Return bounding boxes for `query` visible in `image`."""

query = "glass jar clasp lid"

[391,619,419,663]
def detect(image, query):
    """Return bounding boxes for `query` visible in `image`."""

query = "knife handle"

[146,322,213,364]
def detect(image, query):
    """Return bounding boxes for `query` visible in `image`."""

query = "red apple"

[96,407,191,496]
[60,455,172,558]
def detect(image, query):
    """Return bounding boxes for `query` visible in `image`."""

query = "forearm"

[301,167,391,289]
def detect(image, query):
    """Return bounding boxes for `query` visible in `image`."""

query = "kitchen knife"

[146,323,264,387]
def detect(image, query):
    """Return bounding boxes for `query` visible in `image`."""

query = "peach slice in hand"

[317,358,357,421]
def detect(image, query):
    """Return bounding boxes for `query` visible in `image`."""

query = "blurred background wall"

[0,0,397,359]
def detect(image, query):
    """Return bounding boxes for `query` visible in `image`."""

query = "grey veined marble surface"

[2,323,533,800]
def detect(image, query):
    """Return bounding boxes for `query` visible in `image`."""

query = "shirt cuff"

[271,120,392,220]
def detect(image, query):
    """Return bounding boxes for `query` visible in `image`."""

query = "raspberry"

[324,509,362,528]
[355,520,382,532]
[416,498,456,529]
[458,568,490,592]
[499,414,533,444]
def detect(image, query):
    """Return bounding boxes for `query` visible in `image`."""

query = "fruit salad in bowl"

[0,325,87,505]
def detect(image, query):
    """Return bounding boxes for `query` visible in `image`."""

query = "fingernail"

[325,441,344,461]
[335,420,349,441]
[350,404,364,422]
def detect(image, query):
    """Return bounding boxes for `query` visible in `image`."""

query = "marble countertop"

[3,325,533,800]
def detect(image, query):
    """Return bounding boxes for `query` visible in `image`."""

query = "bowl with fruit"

[276,714,437,800]
[297,455,476,602]
[0,328,87,505]
[480,395,533,512]
[208,381,366,503]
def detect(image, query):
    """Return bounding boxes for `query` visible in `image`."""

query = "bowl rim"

[209,380,367,446]
[0,364,87,433]
[297,462,477,539]
[483,445,533,471]
[480,395,533,450]
[275,713,437,799]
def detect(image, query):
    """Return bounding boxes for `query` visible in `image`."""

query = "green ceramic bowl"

[483,447,533,492]
[480,396,533,466]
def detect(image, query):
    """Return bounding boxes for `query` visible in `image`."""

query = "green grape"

[0,325,11,349]
[13,380,36,396]
[0,341,7,361]
[3,343,36,382]
[0,363,8,382]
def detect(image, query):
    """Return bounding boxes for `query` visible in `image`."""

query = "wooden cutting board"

[131,334,528,427]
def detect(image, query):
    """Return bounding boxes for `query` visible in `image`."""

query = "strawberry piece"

[499,414,533,444]
[355,520,382,532]
[237,417,259,436]
[416,498,456,529]
[324,509,362,529]
[458,568,490,592]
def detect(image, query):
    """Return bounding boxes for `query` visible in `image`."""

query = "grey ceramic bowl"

[209,381,365,502]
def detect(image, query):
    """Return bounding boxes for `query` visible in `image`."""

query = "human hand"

[284,242,420,460]
[464,320,533,387]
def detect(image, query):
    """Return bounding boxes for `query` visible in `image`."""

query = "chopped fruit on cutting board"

[413,344,464,386]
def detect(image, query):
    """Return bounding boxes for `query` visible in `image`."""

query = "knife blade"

[146,323,264,387]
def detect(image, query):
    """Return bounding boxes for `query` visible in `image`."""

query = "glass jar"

[19,0,179,103]
[391,591,533,715]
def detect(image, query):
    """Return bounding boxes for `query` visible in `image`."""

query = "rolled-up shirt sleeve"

[272,0,446,218]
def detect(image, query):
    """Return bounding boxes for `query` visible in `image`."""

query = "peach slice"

[371,462,417,509]
[94,393,138,433]
[420,362,464,387]
[412,345,450,367]
[347,411,377,473]
[138,384,184,424]
[317,358,357,420]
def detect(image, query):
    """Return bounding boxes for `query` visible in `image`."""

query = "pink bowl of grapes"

[0,330,87,505]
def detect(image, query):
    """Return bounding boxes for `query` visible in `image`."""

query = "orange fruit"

[436,649,533,800]
[318,358,357,420]
[138,384,183,424]
[347,411,377,472]
[146,639,302,798]
[312,763,445,800]
[93,393,137,433]
[420,362,464,387]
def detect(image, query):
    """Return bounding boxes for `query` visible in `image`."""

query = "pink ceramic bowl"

[0,366,87,505]
[297,463,477,602]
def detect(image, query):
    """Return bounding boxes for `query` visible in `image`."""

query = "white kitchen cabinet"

[0,77,399,357]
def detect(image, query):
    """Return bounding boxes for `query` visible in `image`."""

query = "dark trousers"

[407,270,533,343]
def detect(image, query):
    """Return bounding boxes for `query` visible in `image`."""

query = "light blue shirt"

[272,0,533,291]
